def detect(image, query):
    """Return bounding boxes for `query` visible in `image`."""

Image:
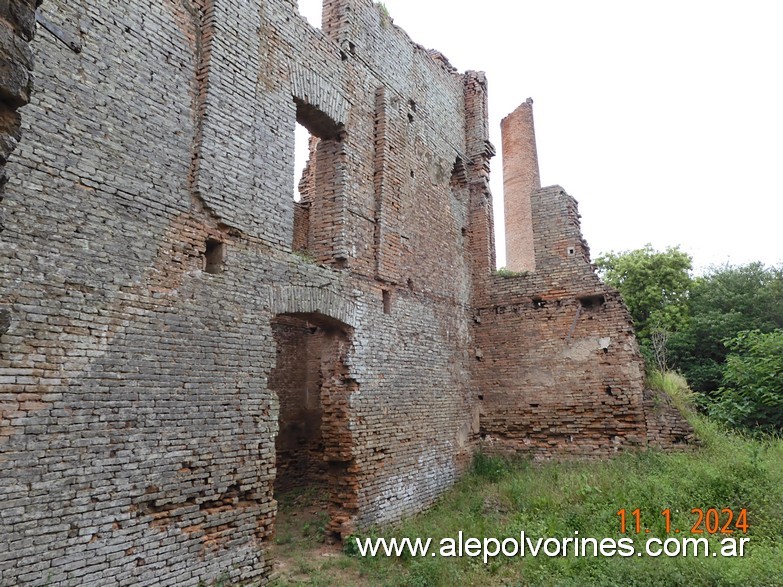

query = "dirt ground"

[268,489,368,586]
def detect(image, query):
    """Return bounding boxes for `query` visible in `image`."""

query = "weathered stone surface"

[1,0,39,238]
[0,2,690,585]
[0,22,33,106]
[6,0,40,41]
[0,1,478,584]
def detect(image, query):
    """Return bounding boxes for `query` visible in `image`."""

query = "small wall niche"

[382,289,392,315]
[205,239,225,274]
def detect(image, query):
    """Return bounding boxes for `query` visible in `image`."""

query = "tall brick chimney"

[501,98,540,272]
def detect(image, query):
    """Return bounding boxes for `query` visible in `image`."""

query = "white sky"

[297,0,783,272]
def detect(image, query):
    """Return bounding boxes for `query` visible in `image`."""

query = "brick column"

[501,98,540,272]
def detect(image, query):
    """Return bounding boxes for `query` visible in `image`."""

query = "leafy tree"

[669,263,783,392]
[595,245,692,352]
[709,330,783,433]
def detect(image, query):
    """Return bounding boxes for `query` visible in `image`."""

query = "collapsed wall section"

[474,103,692,459]
[476,186,651,458]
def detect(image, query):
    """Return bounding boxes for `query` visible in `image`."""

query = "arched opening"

[269,312,358,545]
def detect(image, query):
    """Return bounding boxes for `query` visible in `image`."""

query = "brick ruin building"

[0,1,691,585]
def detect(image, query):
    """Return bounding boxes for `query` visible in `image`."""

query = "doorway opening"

[269,312,358,545]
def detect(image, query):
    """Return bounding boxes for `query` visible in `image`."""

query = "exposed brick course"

[0,2,690,585]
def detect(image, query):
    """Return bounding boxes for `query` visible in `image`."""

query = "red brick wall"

[474,104,692,459]
[1,1,481,583]
[0,4,692,585]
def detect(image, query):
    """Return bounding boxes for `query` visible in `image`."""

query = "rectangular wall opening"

[204,238,224,274]
[268,312,358,561]
[290,99,345,265]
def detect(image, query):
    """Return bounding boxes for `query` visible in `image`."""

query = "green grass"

[267,381,783,586]
[647,369,696,412]
[270,488,368,586]
[348,415,783,586]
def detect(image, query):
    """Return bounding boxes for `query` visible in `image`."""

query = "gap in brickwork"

[269,313,357,543]
[297,0,323,28]
[292,122,314,254]
[292,100,344,263]
[204,238,224,274]
[578,293,605,311]
[293,122,311,204]
[271,315,327,495]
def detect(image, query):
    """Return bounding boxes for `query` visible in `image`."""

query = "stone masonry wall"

[0,1,480,584]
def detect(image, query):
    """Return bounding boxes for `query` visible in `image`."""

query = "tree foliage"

[596,249,783,431]
[670,263,783,391]
[595,244,692,343]
[709,330,783,433]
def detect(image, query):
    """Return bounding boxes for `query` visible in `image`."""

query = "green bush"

[710,330,783,433]
[670,263,783,393]
[595,245,692,342]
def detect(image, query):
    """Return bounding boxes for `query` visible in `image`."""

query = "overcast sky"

[298,0,783,273]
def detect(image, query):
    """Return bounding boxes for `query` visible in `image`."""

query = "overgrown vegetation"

[596,244,692,343]
[597,246,783,434]
[376,2,390,21]
[268,395,783,586]
[709,330,783,433]
[292,250,317,264]
[270,487,365,586]
[495,267,527,277]
[342,414,783,586]
[670,263,783,393]
[646,369,695,412]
